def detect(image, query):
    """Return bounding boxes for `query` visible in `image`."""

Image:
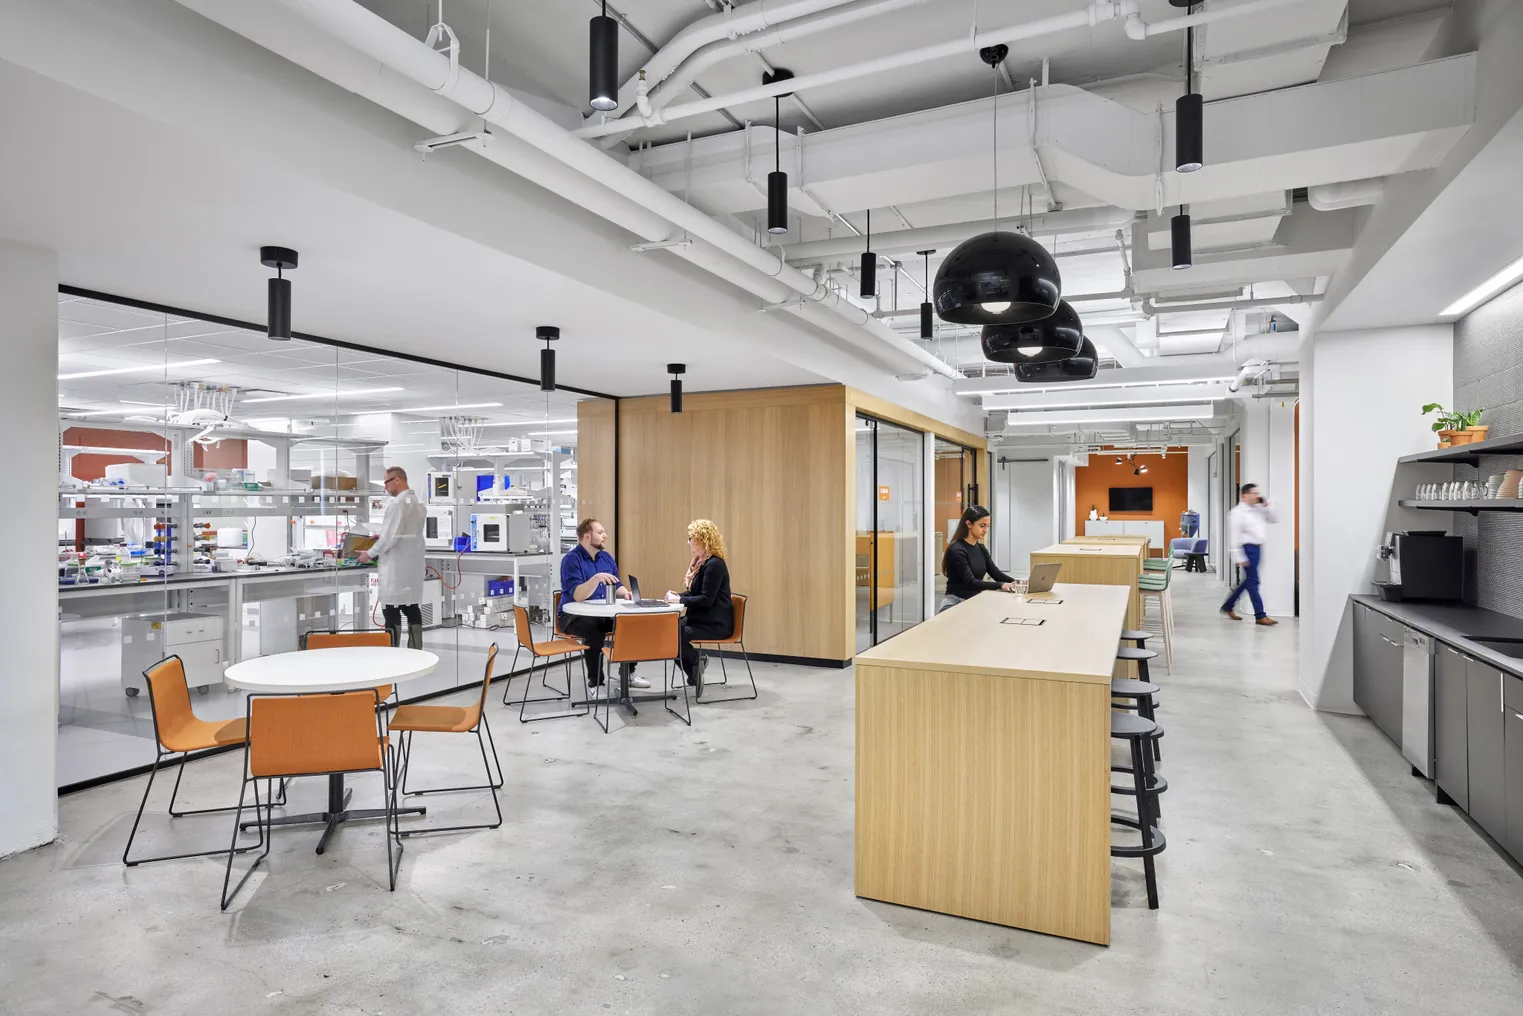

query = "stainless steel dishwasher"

[1401,628,1435,777]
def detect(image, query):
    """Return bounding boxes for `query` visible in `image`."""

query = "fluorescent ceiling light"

[984,384,1231,412]
[61,407,166,418]
[242,386,405,404]
[396,402,503,413]
[981,375,1235,397]
[1441,253,1523,318]
[1004,404,1213,428]
[482,417,578,428]
[58,357,220,380]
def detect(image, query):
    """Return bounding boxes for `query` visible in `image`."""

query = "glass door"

[857,416,925,650]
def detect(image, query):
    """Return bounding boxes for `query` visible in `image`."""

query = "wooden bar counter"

[1032,542,1144,631]
[854,583,1130,945]
[1066,533,1154,557]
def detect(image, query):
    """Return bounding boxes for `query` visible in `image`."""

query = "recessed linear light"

[57,358,220,380]
[1441,253,1523,318]
[1004,404,1213,428]
[483,417,578,428]
[980,375,1236,397]
[242,386,405,404]
[61,406,169,418]
[396,402,503,413]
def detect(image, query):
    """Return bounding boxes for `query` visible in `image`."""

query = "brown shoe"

[1256,617,1278,626]
[1222,609,1242,620]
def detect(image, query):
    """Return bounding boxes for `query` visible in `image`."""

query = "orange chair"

[387,645,503,835]
[123,656,280,867]
[302,630,396,704]
[221,688,398,909]
[688,593,757,703]
[597,611,686,732]
[504,603,587,723]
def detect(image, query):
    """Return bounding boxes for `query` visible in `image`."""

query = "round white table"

[224,647,439,853]
[560,599,685,714]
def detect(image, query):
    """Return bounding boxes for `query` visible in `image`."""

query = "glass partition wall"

[855,416,925,651]
[56,293,606,788]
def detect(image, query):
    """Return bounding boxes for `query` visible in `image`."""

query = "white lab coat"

[372,487,426,605]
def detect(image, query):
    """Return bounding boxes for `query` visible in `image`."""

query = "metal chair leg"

[692,643,758,703]
[517,651,590,723]
[125,751,266,867]
[219,777,269,910]
[664,657,692,726]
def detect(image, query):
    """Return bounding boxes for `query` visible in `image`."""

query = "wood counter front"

[854,583,1129,946]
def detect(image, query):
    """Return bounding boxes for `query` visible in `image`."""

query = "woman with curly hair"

[664,518,733,688]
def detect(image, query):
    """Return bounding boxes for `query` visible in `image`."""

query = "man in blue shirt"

[559,518,647,689]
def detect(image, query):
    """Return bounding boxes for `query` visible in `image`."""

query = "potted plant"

[1423,404,1487,447]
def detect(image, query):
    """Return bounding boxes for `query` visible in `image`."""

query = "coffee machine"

[1376,531,1464,601]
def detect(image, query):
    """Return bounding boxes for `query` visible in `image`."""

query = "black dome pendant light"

[918,250,935,340]
[1015,336,1099,382]
[764,69,794,235]
[538,326,559,392]
[589,1,618,112]
[980,299,1084,364]
[260,246,297,341]
[668,363,685,413]
[933,44,1061,326]
[860,210,877,300]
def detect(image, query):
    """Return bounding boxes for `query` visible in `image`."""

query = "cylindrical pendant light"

[589,2,618,112]
[1175,3,1203,172]
[1171,211,1192,270]
[860,210,876,300]
[259,246,298,341]
[918,249,934,339]
[764,70,793,235]
[668,363,685,413]
[981,300,1084,364]
[537,325,559,392]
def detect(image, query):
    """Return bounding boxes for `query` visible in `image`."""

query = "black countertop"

[1352,594,1523,681]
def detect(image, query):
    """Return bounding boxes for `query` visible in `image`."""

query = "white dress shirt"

[1228,499,1278,564]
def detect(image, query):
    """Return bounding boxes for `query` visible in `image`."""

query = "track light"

[669,363,685,413]
[537,326,559,392]
[1171,211,1192,270]
[918,250,935,339]
[1140,464,1149,474]
[589,1,618,112]
[861,210,876,300]
[764,70,793,235]
[260,246,298,340]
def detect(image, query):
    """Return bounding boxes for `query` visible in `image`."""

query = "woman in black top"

[665,518,733,688]
[939,505,1016,612]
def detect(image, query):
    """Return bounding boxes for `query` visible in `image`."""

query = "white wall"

[994,458,1056,578]
[1187,449,1209,542]
[1236,398,1299,616]
[1301,324,1455,712]
[1,239,58,857]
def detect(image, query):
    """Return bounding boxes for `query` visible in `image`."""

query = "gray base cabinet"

[1435,644,1469,809]
[1353,605,1404,745]
[1467,659,1508,843]
[1506,683,1523,861]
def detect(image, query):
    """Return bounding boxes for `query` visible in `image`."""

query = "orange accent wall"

[1074,448,1190,551]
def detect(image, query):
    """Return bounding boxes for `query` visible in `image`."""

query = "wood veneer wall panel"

[576,400,617,555]
[616,386,852,660]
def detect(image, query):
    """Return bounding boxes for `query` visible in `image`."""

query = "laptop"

[623,575,670,608]
[1024,562,1062,594]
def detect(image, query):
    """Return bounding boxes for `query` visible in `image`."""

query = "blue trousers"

[1224,544,1266,619]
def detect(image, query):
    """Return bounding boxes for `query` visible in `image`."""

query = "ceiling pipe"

[1122,0,1310,40]
[1308,177,1385,211]
[575,0,1131,139]
[782,207,1137,263]
[260,0,958,379]
[644,0,930,116]
[606,0,866,118]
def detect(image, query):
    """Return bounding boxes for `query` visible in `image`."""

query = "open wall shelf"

[1398,433,1523,466]
[1397,499,1523,514]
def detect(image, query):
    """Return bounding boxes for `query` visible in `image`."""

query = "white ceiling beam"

[1004,404,1215,428]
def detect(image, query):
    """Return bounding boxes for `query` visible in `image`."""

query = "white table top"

[224,647,439,694]
[561,598,684,618]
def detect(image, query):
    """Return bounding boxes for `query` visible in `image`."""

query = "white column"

[0,239,59,857]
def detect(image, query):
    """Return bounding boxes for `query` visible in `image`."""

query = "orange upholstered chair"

[386,644,503,835]
[221,688,398,909]
[688,593,757,702]
[597,611,686,731]
[122,656,278,867]
[302,630,397,702]
[504,604,587,723]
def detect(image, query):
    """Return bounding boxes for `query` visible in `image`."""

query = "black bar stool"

[1116,645,1156,684]
[1112,676,1162,761]
[1120,629,1151,649]
[1111,710,1166,910]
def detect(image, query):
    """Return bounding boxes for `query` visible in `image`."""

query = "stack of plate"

[1487,473,1506,498]
[1500,470,1523,499]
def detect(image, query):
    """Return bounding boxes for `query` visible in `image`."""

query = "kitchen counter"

[1351,595,1523,681]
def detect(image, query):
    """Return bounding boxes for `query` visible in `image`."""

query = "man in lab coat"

[358,466,427,648]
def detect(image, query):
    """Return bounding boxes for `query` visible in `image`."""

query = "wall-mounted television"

[1109,487,1153,512]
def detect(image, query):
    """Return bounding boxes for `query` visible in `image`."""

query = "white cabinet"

[121,612,227,696]
[1084,519,1166,548]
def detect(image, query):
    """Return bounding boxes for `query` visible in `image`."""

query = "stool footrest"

[1110,772,1168,796]
[1110,813,1167,857]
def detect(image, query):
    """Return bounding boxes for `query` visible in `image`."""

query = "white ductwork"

[1308,177,1385,211]
[781,207,1137,264]
[1226,358,1273,393]
[1122,0,1312,40]
[243,0,956,379]
[644,0,929,116]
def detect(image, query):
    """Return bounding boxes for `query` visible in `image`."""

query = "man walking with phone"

[1222,482,1279,626]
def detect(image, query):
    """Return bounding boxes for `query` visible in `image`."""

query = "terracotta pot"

[1466,424,1489,443]
[1437,430,1455,448]
[1449,430,1477,446]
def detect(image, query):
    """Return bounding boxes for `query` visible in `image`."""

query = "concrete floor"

[4,572,1523,1015]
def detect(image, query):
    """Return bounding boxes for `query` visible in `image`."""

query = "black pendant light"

[1175,3,1203,173]
[764,69,793,235]
[980,300,1084,364]
[668,363,685,413]
[861,210,876,300]
[260,246,297,341]
[589,1,618,112]
[538,325,559,392]
[1015,336,1099,382]
[1171,210,1192,270]
[933,44,1062,326]
[918,249,935,340]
